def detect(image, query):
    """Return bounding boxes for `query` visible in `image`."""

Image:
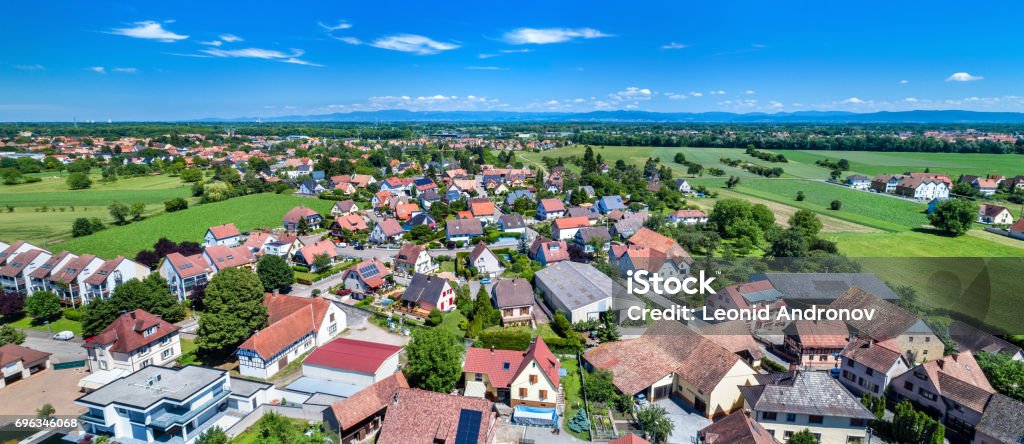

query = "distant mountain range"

[196,109,1024,124]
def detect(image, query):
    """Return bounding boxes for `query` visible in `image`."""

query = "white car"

[52,331,74,341]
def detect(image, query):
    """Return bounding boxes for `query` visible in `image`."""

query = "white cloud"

[666,93,688,100]
[502,27,609,45]
[610,86,653,101]
[111,67,137,73]
[199,47,322,66]
[478,53,499,59]
[499,49,532,54]
[900,79,909,84]
[220,34,243,42]
[108,21,188,42]
[318,21,351,32]
[368,34,460,55]
[466,66,508,71]
[87,66,106,74]
[335,36,363,45]
[572,98,585,103]
[201,40,222,46]
[689,91,703,97]
[769,101,784,108]
[841,97,865,104]
[360,94,501,111]
[744,90,755,94]
[14,64,44,71]
[904,97,918,102]
[661,42,688,50]
[946,72,983,82]
[709,90,726,95]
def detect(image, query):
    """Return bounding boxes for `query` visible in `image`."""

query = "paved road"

[22,330,87,364]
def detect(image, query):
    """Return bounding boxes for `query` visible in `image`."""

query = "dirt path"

[693,189,879,234]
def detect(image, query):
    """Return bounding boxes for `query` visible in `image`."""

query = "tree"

[583,369,617,403]
[66,172,92,190]
[71,217,97,237]
[787,429,819,444]
[976,351,1024,402]
[0,291,25,318]
[82,297,120,337]
[36,403,56,419]
[108,201,131,224]
[195,426,229,444]
[196,268,268,360]
[830,199,843,211]
[129,202,146,220]
[768,228,809,258]
[789,209,823,238]
[891,400,944,444]
[796,190,806,201]
[165,197,188,212]
[750,203,775,232]
[0,324,26,346]
[257,254,295,291]
[673,152,686,164]
[405,328,463,393]
[928,199,978,236]
[636,404,674,443]
[837,159,850,170]
[106,274,185,323]
[180,168,203,183]
[830,169,842,181]
[25,291,61,321]
[425,309,443,326]
[312,253,332,271]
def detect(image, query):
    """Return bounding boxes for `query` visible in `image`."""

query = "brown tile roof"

[207,223,241,240]
[50,254,97,284]
[394,244,425,265]
[693,320,766,362]
[204,245,255,269]
[376,218,405,237]
[917,351,994,413]
[584,321,749,395]
[829,287,921,340]
[0,249,45,277]
[164,252,211,279]
[237,294,333,360]
[783,320,850,349]
[347,258,390,289]
[84,257,128,285]
[84,309,179,353]
[492,278,533,308]
[329,371,409,430]
[331,214,368,232]
[529,238,569,264]
[0,344,51,368]
[840,337,906,373]
[283,206,321,224]
[377,388,496,444]
[446,218,483,236]
[28,251,73,279]
[699,411,779,444]
[468,241,495,264]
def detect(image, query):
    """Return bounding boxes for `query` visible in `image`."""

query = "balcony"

[78,412,108,426]
[149,389,230,429]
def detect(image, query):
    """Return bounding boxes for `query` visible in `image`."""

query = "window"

[475,373,482,382]
[847,360,855,368]
[786,413,796,422]
[99,360,108,370]
[918,389,937,401]
[909,336,914,342]
[162,348,172,359]
[329,313,335,323]
[762,412,777,420]
[539,390,548,399]
[138,345,151,355]
[529,374,538,384]
[766,430,775,438]
[925,336,930,342]
[784,431,794,439]
[329,323,338,335]
[850,418,866,427]
[141,359,152,368]
[865,368,874,376]
[847,437,864,444]
[519,388,527,398]
[904,381,914,391]
[808,415,824,424]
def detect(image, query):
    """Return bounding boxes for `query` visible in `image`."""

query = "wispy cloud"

[660,42,688,50]
[220,34,243,42]
[499,49,531,54]
[367,34,460,55]
[841,97,866,104]
[900,79,909,84]
[87,67,106,74]
[111,67,137,73]
[200,40,222,46]
[466,66,508,71]
[107,21,188,42]
[318,21,352,32]
[502,27,609,45]
[946,72,983,82]
[334,36,363,45]
[14,64,44,71]
[198,48,323,66]
[478,53,499,59]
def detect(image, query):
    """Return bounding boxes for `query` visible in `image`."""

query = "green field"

[0,173,193,245]
[54,194,334,258]
[768,150,1024,178]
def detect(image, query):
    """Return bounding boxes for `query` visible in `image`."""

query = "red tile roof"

[237,294,334,360]
[283,206,320,224]
[784,320,850,349]
[377,388,495,444]
[329,371,409,430]
[699,411,779,444]
[83,257,128,285]
[610,434,652,444]
[916,351,994,413]
[331,214,368,232]
[553,216,590,230]
[470,200,495,217]
[395,203,420,221]
[84,309,179,353]
[628,227,691,263]
[539,198,566,213]
[296,240,336,264]
[207,223,241,240]
[204,245,255,269]
[376,218,405,237]
[164,252,211,279]
[463,337,560,389]
[0,249,45,277]
[303,338,402,374]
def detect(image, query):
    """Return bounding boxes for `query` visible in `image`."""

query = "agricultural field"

[55,193,334,258]
[768,150,1024,178]
[0,173,193,245]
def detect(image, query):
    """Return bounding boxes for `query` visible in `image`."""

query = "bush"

[830,199,843,210]
[476,327,532,351]
[164,197,188,212]
[796,190,805,201]
[66,172,92,190]
[63,308,84,321]
[292,265,310,273]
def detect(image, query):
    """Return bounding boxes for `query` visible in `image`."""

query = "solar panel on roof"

[359,264,380,277]
[455,409,482,444]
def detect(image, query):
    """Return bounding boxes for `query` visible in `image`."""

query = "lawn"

[54,193,335,258]
[439,308,467,338]
[560,355,590,440]
[0,173,193,245]
[828,231,1024,257]
[769,150,1024,178]
[7,315,83,337]
[176,338,201,366]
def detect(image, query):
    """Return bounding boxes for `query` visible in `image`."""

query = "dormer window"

[143,326,158,337]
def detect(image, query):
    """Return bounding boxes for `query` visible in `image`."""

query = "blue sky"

[1,0,1022,121]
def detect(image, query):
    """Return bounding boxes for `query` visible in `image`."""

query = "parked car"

[338,242,348,247]
[53,331,74,341]
[480,277,492,284]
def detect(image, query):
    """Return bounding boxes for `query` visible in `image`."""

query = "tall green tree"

[257,254,295,291]
[25,291,61,321]
[405,327,464,393]
[196,268,268,360]
[66,172,92,190]
[81,297,120,337]
[788,209,823,238]
[636,404,674,443]
[928,199,979,236]
[108,201,131,224]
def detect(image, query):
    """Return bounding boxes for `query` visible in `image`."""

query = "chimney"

[490,345,495,353]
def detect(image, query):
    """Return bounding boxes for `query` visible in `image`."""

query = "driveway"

[653,398,711,444]
[21,330,86,364]
[493,422,588,444]
[0,366,87,420]
[341,321,410,347]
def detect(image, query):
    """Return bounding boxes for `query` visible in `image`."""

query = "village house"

[394,202,420,221]
[783,320,850,369]
[1010,218,1024,241]
[401,273,455,313]
[282,206,324,231]
[575,226,611,253]
[469,198,497,224]
[552,216,591,241]
[973,394,1024,444]
[330,214,369,237]
[674,178,692,193]
[375,388,497,444]
[204,223,242,247]
[837,337,911,398]
[974,178,999,196]
[446,218,484,243]
[325,372,410,444]
[890,351,995,433]
[0,248,51,295]
[740,371,875,444]
[830,287,944,364]
[978,204,1014,225]
[292,240,337,272]
[895,177,950,200]
[534,261,637,323]
[393,243,436,275]
[342,258,391,297]
[0,240,44,266]
[536,198,566,220]
[597,195,627,214]
[202,244,255,273]
[584,321,758,418]
[83,256,151,302]
[698,410,778,444]
[299,178,326,195]
[82,310,181,376]
[610,227,692,279]
[870,174,903,193]
[468,242,504,278]
[330,199,359,217]
[529,237,569,266]
[463,337,560,408]
[947,321,1024,360]
[369,218,405,244]
[667,209,709,225]
[159,252,212,301]
[236,294,346,379]
[846,174,872,190]
[497,214,527,235]
[491,278,534,326]
[0,344,51,390]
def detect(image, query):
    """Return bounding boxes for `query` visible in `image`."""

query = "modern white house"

[158,253,212,302]
[204,223,242,247]
[76,366,271,443]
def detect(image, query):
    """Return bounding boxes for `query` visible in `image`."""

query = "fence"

[53,360,86,370]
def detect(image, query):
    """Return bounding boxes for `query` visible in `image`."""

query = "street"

[21,330,87,364]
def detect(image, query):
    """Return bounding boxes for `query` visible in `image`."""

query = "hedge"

[476,327,532,351]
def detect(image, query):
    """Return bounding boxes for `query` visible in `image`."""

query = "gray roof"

[599,195,626,210]
[446,218,483,236]
[576,226,611,244]
[948,321,1024,357]
[975,394,1024,444]
[741,371,874,420]
[765,273,897,302]
[402,273,450,306]
[504,189,534,206]
[492,278,534,308]
[498,214,526,230]
[78,365,226,409]
[535,261,620,310]
[229,377,272,398]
